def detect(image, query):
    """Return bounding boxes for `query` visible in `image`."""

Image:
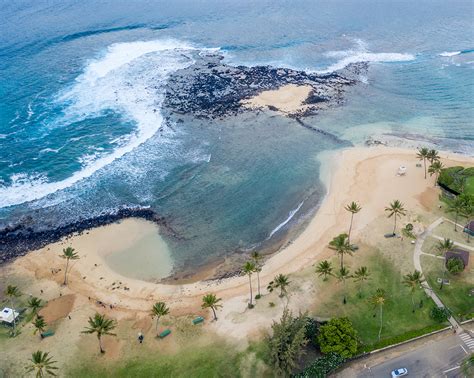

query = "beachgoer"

[138,332,144,344]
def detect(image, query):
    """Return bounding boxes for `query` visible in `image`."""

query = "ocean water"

[1,0,473,273]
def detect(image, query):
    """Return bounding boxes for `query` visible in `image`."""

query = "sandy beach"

[7,147,473,315]
[241,84,313,114]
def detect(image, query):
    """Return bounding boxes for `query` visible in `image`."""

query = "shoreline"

[6,145,474,316]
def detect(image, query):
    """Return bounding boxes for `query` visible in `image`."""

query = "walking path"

[431,234,474,251]
[413,217,461,331]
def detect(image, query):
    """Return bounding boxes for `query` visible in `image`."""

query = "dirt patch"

[39,294,75,323]
[132,316,152,333]
[417,187,439,211]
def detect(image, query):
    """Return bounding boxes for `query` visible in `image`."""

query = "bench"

[41,330,54,338]
[158,329,171,338]
[192,316,204,325]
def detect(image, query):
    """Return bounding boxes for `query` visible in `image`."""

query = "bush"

[304,317,320,347]
[430,306,450,323]
[446,257,464,274]
[294,353,345,378]
[318,317,358,358]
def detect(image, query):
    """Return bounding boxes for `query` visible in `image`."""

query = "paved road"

[341,333,471,378]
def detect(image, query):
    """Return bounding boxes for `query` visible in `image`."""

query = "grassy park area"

[312,249,442,350]
[421,254,474,321]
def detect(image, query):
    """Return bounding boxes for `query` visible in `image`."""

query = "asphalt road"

[355,334,469,378]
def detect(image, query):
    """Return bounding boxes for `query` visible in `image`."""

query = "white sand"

[241,84,312,114]
[9,146,474,335]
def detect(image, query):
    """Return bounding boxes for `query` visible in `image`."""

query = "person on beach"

[138,332,144,344]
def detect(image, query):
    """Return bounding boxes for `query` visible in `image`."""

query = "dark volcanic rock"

[0,208,178,264]
[163,53,364,118]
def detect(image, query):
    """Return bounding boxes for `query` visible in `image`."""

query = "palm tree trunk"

[411,293,415,313]
[393,215,397,235]
[211,306,217,321]
[156,316,160,331]
[248,275,253,305]
[378,305,383,341]
[98,335,104,353]
[348,213,354,243]
[257,271,261,297]
[340,254,344,270]
[423,158,426,179]
[64,258,69,285]
[454,211,458,232]
[343,280,347,304]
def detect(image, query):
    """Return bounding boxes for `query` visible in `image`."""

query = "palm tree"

[242,261,256,307]
[33,315,47,338]
[251,251,263,298]
[82,313,117,354]
[448,196,466,232]
[26,351,58,377]
[428,160,443,186]
[385,200,407,235]
[150,302,170,332]
[416,147,430,179]
[370,288,387,341]
[5,285,21,336]
[427,149,440,164]
[345,201,361,243]
[329,233,354,269]
[60,247,79,286]
[336,267,351,304]
[402,270,424,312]
[315,260,333,281]
[437,238,453,290]
[28,297,44,315]
[267,274,291,298]
[353,266,370,298]
[201,293,222,321]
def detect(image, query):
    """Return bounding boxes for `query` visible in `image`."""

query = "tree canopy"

[318,317,358,358]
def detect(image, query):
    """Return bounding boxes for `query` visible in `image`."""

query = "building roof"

[0,307,19,324]
[446,248,469,268]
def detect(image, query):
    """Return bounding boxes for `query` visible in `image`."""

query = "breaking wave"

[0,39,212,208]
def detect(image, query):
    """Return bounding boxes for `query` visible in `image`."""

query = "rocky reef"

[163,53,365,119]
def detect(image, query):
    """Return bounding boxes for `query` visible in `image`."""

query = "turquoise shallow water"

[1,0,473,271]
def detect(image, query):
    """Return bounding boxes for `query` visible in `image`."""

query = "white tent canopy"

[0,307,19,324]
[397,165,407,176]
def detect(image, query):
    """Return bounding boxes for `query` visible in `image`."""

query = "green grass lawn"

[67,341,265,378]
[464,176,474,196]
[421,255,474,321]
[314,251,441,349]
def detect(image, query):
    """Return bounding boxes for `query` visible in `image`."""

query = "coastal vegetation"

[60,247,79,286]
[82,313,117,354]
[328,233,354,269]
[384,200,407,235]
[150,302,170,331]
[242,261,256,308]
[344,201,361,243]
[26,351,58,378]
[201,294,222,321]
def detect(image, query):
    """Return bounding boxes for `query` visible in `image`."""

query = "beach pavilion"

[0,307,19,325]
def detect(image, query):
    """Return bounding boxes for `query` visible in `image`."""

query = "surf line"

[268,201,304,239]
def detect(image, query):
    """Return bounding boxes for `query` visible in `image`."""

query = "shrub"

[267,308,309,376]
[294,352,345,378]
[304,317,320,347]
[446,257,464,274]
[430,306,450,323]
[318,317,358,358]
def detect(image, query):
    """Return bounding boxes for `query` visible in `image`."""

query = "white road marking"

[460,344,468,355]
[443,366,460,373]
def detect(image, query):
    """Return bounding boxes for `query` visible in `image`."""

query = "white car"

[391,368,408,377]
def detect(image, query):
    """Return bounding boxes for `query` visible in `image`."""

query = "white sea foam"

[268,201,304,239]
[315,39,414,74]
[0,39,211,208]
[317,52,415,74]
[439,51,461,57]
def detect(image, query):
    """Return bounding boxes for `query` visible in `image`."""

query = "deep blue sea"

[1,0,473,271]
